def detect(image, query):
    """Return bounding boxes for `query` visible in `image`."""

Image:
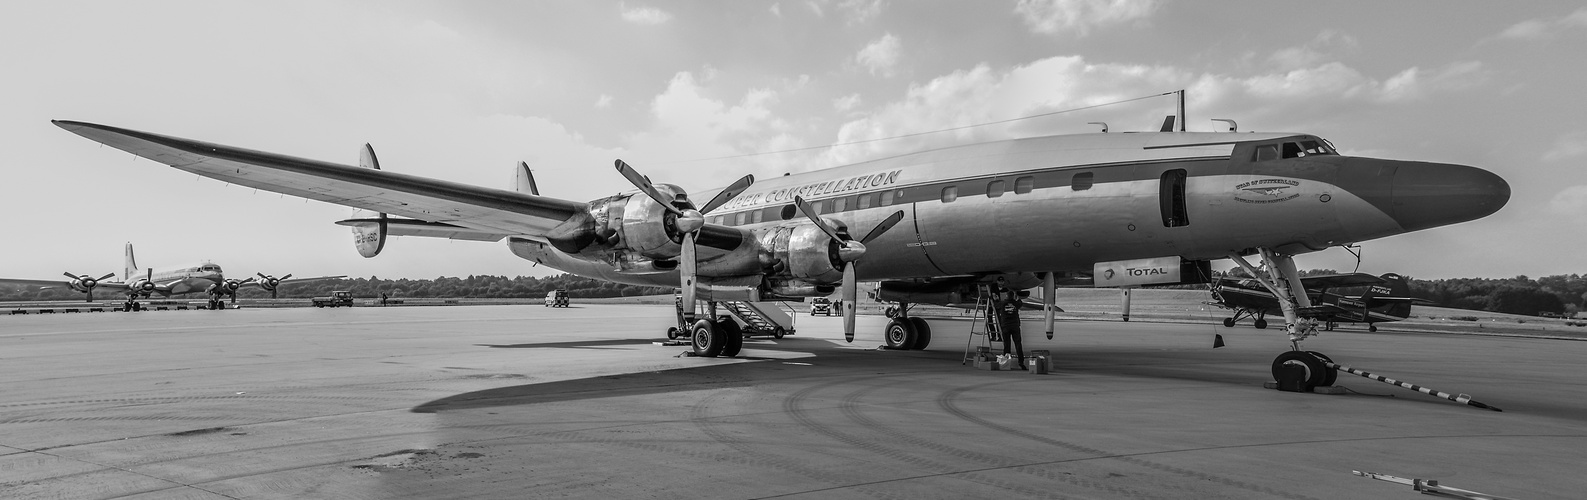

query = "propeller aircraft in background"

[52,104,1510,386]
[0,242,342,311]
[1209,272,1427,333]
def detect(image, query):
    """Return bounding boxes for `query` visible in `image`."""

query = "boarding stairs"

[722,301,795,338]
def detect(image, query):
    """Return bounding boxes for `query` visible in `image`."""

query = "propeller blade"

[281,274,292,280]
[86,289,93,303]
[859,210,905,245]
[63,272,80,280]
[96,273,116,281]
[271,289,278,300]
[792,196,845,245]
[679,231,698,323]
[257,272,269,280]
[842,264,857,343]
[231,294,238,304]
[615,159,684,215]
[698,174,755,214]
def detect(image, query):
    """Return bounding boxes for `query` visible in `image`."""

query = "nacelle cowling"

[763,222,844,285]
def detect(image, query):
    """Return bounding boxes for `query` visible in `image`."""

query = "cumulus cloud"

[620,3,672,25]
[622,71,806,176]
[1014,0,1157,37]
[1491,6,1587,41]
[1549,185,1587,216]
[839,0,886,24]
[855,33,901,77]
[1268,30,1359,71]
[832,93,862,112]
[1543,130,1587,162]
[594,94,613,109]
[770,3,782,17]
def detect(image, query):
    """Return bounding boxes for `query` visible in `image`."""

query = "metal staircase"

[722,301,795,338]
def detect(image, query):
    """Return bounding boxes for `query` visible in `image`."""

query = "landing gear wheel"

[1304,351,1338,386]
[1368,324,1378,333]
[883,318,917,350]
[122,302,133,312]
[772,326,786,339]
[666,327,679,340]
[906,317,931,350]
[1222,317,1236,328]
[691,320,725,357]
[1272,351,1329,390]
[717,319,744,357]
[133,302,143,312]
[1253,318,1268,329]
[884,306,899,319]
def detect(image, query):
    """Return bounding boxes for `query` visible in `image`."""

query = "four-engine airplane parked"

[0,243,341,311]
[1209,272,1424,332]
[52,107,1509,386]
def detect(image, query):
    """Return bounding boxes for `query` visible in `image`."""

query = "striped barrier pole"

[1324,361,1502,412]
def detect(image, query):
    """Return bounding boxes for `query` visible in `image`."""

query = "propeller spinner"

[256,273,292,299]
[64,272,116,302]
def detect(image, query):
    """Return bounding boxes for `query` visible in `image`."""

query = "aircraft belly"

[506,238,677,288]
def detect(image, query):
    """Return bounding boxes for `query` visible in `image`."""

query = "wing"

[1298,273,1386,289]
[0,278,133,291]
[238,275,348,289]
[54,121,586,238]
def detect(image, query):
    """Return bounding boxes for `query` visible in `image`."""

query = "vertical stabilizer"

[515,161,540,195]
[124,242,138,281]
[351,144,388,258]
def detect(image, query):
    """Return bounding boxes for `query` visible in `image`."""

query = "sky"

[1,1,1584,282]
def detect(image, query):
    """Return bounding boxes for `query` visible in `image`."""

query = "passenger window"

[812,201,826,214]
[858,193,873,209]
[880,190,894,205]
[751,210,763,223]
[735,212,747,225]
[1015,176,1033,194]
[941,186,958,202]
[1255,144,1278,161]
[987,180,1006,198]
[1159,169,1189,227]
[833,197,848,212]
[1072,172,1094,191]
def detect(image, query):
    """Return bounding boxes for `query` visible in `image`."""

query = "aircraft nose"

[1387,161,1510,232]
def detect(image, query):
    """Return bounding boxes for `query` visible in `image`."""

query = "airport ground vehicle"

[312,290,354,308]
[544,289,569,307]
[809,297,832,316]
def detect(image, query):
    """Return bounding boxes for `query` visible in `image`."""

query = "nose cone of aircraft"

[1387,161,1510,232]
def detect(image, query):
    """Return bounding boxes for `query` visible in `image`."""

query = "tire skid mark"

[841,380,1148,499]
[938,383,1322,500]
[783,377,1063,500]
[688,387,867,493]
[780,379,916,500]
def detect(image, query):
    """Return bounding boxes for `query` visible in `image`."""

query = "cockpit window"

[1257,138,1336,161]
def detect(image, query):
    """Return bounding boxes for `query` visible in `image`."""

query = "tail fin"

[1369,273,1413,319]
[515,161,539,195]
[124,242,138,281]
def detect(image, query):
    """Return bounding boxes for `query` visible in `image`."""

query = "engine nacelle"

[765,278,834,298]
[618,183,689,258]
[777,223,844,285]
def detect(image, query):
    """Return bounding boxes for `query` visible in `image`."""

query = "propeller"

[220,277,257,304]
[64,272,116,302]
[128,268,157,297]
[256,273,293,299]
[791,195,905,342]
[613,159,753,324]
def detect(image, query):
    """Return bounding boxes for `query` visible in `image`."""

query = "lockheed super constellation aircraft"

[52,107,1508,385]
[0,243,341,311]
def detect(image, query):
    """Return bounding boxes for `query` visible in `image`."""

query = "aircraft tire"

[1368,324,1378,333]
[691,319,725,357]
[884,318,916,350]
[1304,351,1338,386]
[907,317,931,350]
[717,319,743,357]
[666,327,678,340]
[1222,317,1236,328]
[1253,319,1268,329]
[1272,351,1328,390]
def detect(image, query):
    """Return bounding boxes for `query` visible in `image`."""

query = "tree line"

[6,271,1585,317]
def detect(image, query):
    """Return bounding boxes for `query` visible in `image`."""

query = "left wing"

[53,121,586,238]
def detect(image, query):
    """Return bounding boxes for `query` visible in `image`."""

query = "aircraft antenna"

[1341,244,1363,273]
[648,91,1179,165]
[1177,89,1186,132]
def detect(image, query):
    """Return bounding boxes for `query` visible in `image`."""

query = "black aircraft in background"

[1209,272,1425,332]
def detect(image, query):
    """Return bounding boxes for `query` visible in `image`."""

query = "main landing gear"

[1222,309,1268,329]
[667,297,742,358]
[881,302,931,350]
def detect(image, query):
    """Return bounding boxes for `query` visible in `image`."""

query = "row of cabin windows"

[713,171,1101,225]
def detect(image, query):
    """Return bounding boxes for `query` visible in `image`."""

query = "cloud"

[832,93,862,112]
[1491,6,1587,41]
[620,3,673,25]
[1543,130,1587,162]
[855,33,901,77]
[1014,0,1157,37]
[622,71,805,176]
[1548,185,1587,216]
[594,94,613,109]
[839,0,886,24]
[1268,30,1359,71]
[770,3,782,17]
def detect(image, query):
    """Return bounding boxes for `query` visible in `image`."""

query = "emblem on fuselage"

[1234,178,1302,204]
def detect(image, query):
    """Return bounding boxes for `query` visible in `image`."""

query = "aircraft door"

[843,194,943,279]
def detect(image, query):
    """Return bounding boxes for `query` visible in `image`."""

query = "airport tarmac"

[1,304,1583,499]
